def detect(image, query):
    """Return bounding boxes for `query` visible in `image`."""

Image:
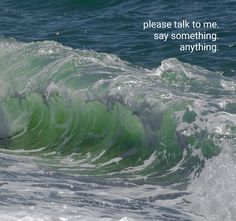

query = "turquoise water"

[0,1,236,221]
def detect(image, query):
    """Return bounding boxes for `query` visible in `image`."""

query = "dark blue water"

[0,0,235,75]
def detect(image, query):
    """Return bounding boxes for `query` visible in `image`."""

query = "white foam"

[187,148,236,221]
[0,211,133,221]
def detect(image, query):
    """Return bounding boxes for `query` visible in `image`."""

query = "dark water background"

[0,0,235,75]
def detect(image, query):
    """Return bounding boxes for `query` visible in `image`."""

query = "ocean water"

[0,1,236,221]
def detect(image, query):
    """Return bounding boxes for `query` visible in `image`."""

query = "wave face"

[0,38,235,184]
